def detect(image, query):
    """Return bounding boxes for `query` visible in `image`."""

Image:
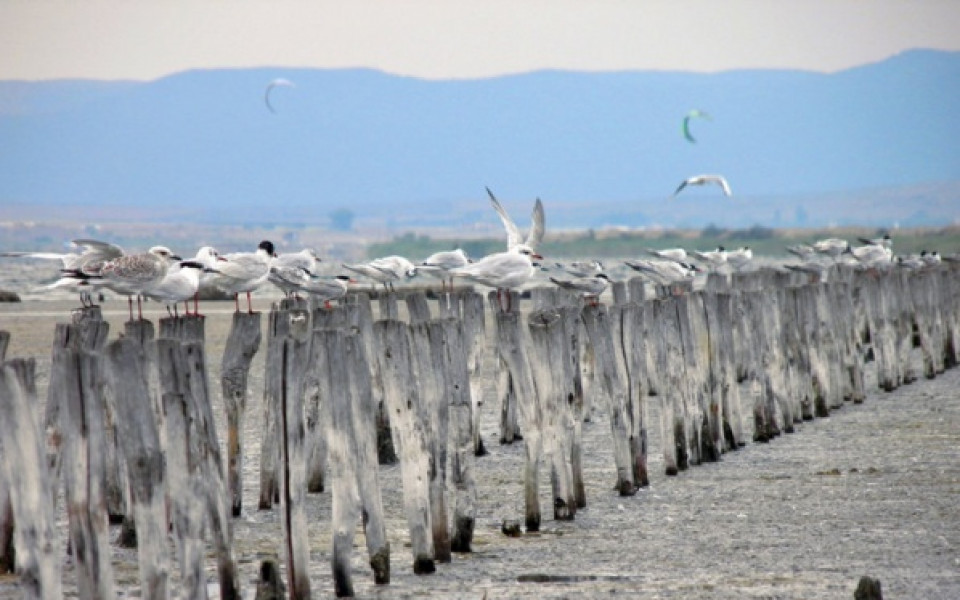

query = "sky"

[1,0,959,81]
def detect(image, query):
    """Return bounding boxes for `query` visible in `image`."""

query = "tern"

[646,247,688,263]
[549,273,610,306]
[690,247,728,270]
[417,248,471,292]
[623,259,699,285]
[726,247,753,271]
[486,187,545,255]
[343,255,417,291]
[449,247,542,311]
[812,238,851,260]
[553,260,604,278]
[146,246,223,316]
[268,268,353,308]
[268,249,321,298]
[673,174,732,198]
[857,234,892,249]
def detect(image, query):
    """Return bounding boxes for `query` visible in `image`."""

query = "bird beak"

[532,253,544,260]
[217,256,228,261]
[170,254,183,261]
[204,267,221,274]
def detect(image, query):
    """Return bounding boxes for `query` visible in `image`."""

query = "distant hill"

[1,49,958,229]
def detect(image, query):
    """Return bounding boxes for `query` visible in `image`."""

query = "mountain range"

[1,49,958,230]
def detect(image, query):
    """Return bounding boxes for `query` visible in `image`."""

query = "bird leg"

[234,293,240,313]
[193,292,199,315]
[246,291,254,314]
[127,296,134,321]
[137,295,144,320]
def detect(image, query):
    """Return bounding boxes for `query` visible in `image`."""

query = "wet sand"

[1,298,958,599]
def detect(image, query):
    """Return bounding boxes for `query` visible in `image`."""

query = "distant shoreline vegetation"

[367,225,960,260]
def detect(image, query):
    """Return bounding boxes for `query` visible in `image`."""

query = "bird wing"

[525,198,545,250]
[715,176,732,196]
[486,187,523,249]
[673,179,689,196]
[71,239,125,259]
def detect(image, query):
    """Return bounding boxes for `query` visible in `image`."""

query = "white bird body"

[206,240,276,312]
[553,260,604,278]
[418,248,471,290]
[920,250,941,266]
[647,247,687,263]
[812,238,850,258]
[673,174,732,197]
[691,247,728,269]
[623,259,698,285]
[786,244,817,260]
[344,255,417,289]
[268,248,321,295]
[449,249,539,291]
[146,247,222,314]
[549,273,610,303]
[268,268,352,306]
[726,247,753,271]
[98,246,180,297]
[486,187,545,255]
[851,244,893,266]
[857,234,893,249]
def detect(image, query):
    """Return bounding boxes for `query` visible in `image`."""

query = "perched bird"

[623,258,699,285]
[812,238,850,259]
[343,255,417,291]
[64,246,182,320]
[553,260,604,278]
[850,244,893,267]
[449,247,542,311]
[690,246,728,270]
[417,248,471,292]
[268,249,320,298]
[726,247,753,271]
[646,247,688,263]
[207,240,276,313]
[673,174,732,198]
[920,250,941,266]
[268,267,353,308]
[2,238,125,306]
[786,243,817,260]
[145,246,223,316]
[857,234,892,249]
[549,273,610,306]
[486,187,545,255]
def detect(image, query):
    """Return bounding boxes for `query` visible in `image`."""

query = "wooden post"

[306,303,349,493]
[159,317,240,600]
[279,310,312,599]
[220,312,262,517]
[649,297,687,474]
[675,293,715,464]
[618,302,651,487]
[527,310,577,519]
[433,317,479,549]
[379,291,400,320]
[493,311,542,530]
[163,388,207,600]
[490,291,522,444]
[460,290,488,457]
[0,331,13,575]
[344,331,390,581]
[313,328,361,597]
[106,338,169,600]
[56,315,115,599]
[408,321,453,557]
[0,358,63,600]
[581,304,637,493]
[351,293,398,466]
[703,292,745,448]
[259,303,290,509]
[372,320,435,574]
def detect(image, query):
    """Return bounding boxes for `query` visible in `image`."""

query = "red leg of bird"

[324,300,332,310]
[194,292,199,315]
[183,300,191,316]
[247,291,254,314]
[137,295,143,320]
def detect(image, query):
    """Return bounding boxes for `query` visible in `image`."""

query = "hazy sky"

[2,0,959,81]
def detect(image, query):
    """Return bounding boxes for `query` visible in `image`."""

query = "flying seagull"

[673,174,732,198]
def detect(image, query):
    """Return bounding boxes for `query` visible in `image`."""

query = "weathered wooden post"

[279,309,312,599]
[220,311,262,516]
[259,303,292,509]
[490,291,522,444]
[494,310,542,530]
[372,319,435,574]
[0,331,13,574]
[581,304,637,492]
[676,292,717,464]
[159,316,240,600]
[702,292,745,448]
[0,358,63,600]
[105,337,169,600]
[454,290,488,456]
[61,346,117,599]
[527,309,576,519]
[408,320,453,557]
[649,296,688,474]
[619,302,651,487]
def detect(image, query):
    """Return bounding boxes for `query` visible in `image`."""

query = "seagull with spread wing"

[486,186,545,255]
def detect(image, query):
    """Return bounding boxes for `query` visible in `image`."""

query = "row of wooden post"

[1,261,958,598]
